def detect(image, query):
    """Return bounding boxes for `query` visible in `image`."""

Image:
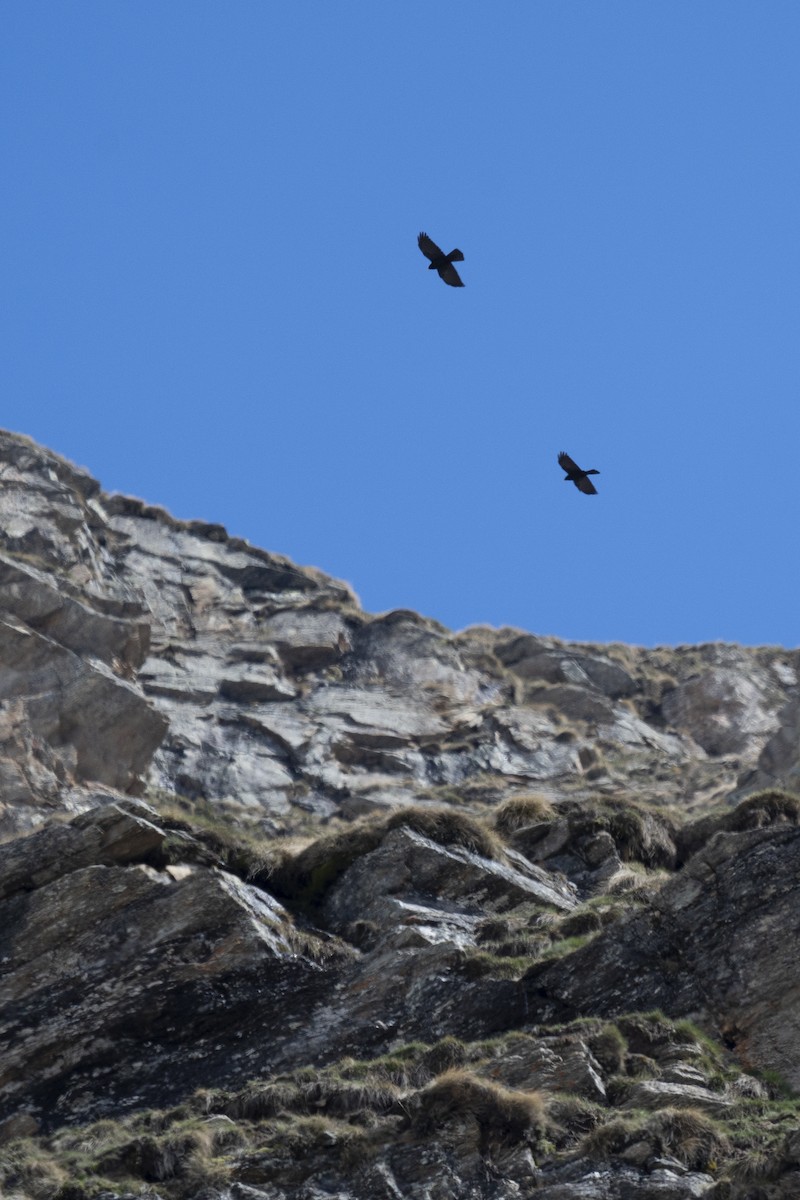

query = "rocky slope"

[0,429,798,1200]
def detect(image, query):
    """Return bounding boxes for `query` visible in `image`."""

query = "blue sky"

[2,3,800,647]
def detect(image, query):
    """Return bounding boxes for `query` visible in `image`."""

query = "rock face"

[0,800,361,1126]
[524,823,800,1087]
[1,431,799,841]
[0,429,799,1200]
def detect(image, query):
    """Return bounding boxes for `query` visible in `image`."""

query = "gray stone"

[0,615,166,792]
[662,668,778,757]
[322,825,576,942]
[260,609,353,670]
[485,1034,607,1101]
[496,637,638,699]
[0,801,353,1130]
[621,1080,734,1116]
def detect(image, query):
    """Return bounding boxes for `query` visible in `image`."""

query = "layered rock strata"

[1,430,799,843]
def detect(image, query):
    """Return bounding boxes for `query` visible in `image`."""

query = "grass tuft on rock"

[512,795,677,869]
[677,788,800,862]
[384,806,502,859]
[588,1023,629,1075]
[264,805,502,909]
[583,1105,728,1171]
[3,1022,800,1198]
[415,1069,547,1152]
[493,794,555,834]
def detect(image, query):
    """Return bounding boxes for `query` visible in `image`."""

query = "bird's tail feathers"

[447,249,465,262]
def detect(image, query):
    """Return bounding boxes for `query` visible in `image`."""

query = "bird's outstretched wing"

[558,451,598,493]
[438,262,465,287]
[418,232,443,262]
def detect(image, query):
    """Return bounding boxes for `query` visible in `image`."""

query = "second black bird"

[418,232,465,287]
[558,451,600,495]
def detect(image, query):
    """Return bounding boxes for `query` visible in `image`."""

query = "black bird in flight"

[418,232,465,287]
[558,451,600,495]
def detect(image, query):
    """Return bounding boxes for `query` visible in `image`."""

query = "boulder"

[0,800,353,1130]
[496,635,638,699]
[322,824,576,940]
[0,616,166,793]
[662,668,778,757]
[260,608,353,670]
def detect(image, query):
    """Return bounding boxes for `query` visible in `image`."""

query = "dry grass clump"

[471,909,600,978]
[96,1117,245,1186]
[493,794,555,834]
[0,1114,247,1200]
[335,1049,431,1090]
[5,1030,799,1199]
[587,1023,628,1075]
[147,791,277,874]
[462,950,543,981]
[228,1038,476,1118]
[531,933,595,967]
[333,1037,479,1090]
[475,913,552,960]
[260,820,386,906]
[419,1036,472,1077]
[416,1069,547,1152]
[225,1074,399,1126]
[727,788,800,829]
[583,1106,728,1171]
[557,908,604,938]
[232,1115,371,1188]
[648,1107,729,1170]
[573,798,677,868]
[225,1080,300,1120]
[547,1094,606,1148]
[604,866,671,901]
[264,805,502,909]
[145,789,506,915]
[722,1120,800,1194]
[476,916,515,944]
[0,1138,67,1200]
[724,1148,781,1190]
[296,1078,398,1122]
[677,788,800,862]
[383,806,502,859]
[512,796,677,869]
[581,1113,641,1161]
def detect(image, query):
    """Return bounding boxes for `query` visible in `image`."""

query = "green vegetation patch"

[3,1018,800,1199]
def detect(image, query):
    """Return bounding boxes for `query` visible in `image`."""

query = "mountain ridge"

[0,428,799,1200]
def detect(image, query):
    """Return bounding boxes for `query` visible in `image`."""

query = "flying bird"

[558,451,600,495]
[417,232,465,287]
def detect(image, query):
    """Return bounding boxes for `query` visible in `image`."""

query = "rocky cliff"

[0,429,798,1200]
